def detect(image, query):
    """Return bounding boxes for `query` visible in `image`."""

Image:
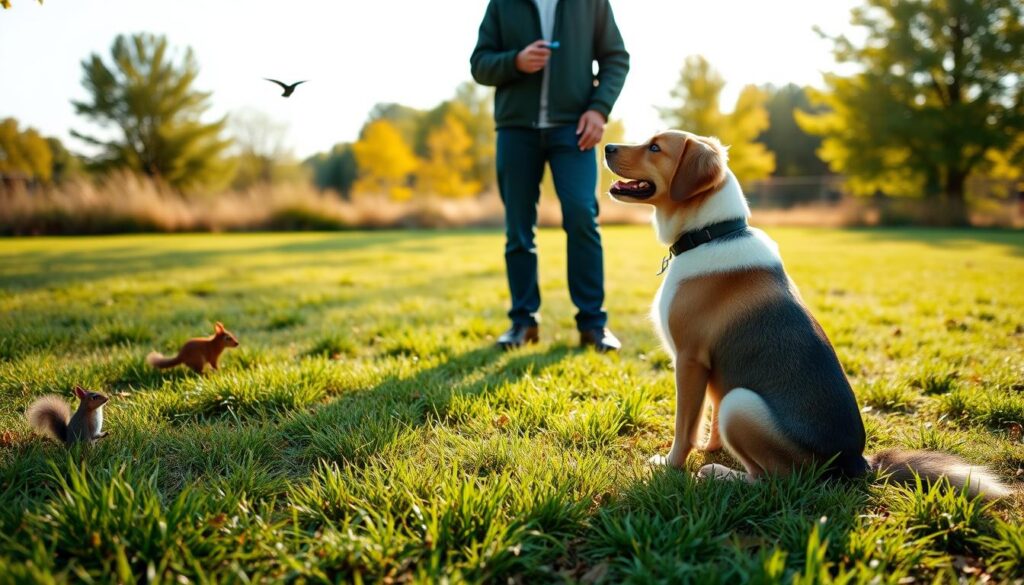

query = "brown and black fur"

[605,130,1012,499]
[708,266,867,478]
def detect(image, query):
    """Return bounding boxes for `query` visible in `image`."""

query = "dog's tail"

[147,351,182,369]
[866,448,1012,500]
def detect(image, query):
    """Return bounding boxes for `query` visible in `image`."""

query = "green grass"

[0,226,1023,582]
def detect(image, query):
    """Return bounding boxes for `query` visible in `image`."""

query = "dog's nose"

[605,144,618,154]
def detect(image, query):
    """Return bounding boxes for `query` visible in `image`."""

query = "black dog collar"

[658,218,750,275]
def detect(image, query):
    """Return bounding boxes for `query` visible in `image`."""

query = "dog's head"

[605,130,728,209]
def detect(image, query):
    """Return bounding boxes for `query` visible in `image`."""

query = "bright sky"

[0,0,859,159]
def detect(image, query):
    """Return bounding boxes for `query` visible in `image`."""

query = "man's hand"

[515,40,551,74]
[576,110,605,151]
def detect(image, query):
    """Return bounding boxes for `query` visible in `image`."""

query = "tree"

[365,103,425,152]
[421,83,497,193]
[416,113,481,197]
[659,55,775,183]
[72,33,233,191]
[724,86,776,183]
[759,84,829,177]
[659,55,726,138]
[46,137,82,184]
[797,0,1024,224]
[352,120,418,200]
[229,108,289,187]
[0,118,53,183]
[306,143,359,199]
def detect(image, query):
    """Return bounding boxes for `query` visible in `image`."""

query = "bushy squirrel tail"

[867,448,1012,500]
[25,395,70,443]
[147,351,182,369]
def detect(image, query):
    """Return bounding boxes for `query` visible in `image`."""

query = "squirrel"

[25,385,109,445]
[147,321,240,374]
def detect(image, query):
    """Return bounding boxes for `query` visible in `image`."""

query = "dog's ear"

[214,321,224,334]
[669,136,727,201]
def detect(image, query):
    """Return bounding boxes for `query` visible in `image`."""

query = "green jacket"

[470,0,629,128]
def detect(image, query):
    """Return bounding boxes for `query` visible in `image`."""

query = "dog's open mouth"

[610,178,656,199]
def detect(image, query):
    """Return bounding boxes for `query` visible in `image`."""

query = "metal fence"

[743,175,1024,226]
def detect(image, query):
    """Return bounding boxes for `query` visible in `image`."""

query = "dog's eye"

[649,144,660,152]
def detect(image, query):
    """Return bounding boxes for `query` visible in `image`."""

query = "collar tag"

[657,252,673,276]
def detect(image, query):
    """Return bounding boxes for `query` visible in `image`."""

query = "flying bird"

[264,78,308,98]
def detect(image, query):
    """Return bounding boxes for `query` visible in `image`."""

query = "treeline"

[4,0,1024,228]
[0,31,828,198]
[306,83,497,200]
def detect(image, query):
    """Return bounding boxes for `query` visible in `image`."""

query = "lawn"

[1,226,1023,583]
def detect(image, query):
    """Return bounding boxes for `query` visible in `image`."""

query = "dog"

[604,130,1009,498]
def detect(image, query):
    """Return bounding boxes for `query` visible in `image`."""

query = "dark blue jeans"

[496,125,607,331]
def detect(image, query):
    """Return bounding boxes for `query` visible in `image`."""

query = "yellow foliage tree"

[416,114,480,197]
[722,85,775,183]
[352,120,418,200]
[0,118,53,183]
[796,0,1024,225]
[659,55,775,184]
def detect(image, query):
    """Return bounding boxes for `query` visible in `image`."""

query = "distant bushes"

[3,171,1018,235]
[0,171,648,235]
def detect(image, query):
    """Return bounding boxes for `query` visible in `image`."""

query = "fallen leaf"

[494,413,510,428]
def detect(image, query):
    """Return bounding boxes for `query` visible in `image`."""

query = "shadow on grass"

[0,230,481,290]
[575,461,875,582]
[842,227,1024,256]
[281,343,577,467]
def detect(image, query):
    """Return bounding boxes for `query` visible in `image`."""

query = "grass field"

[1,226,1023,583]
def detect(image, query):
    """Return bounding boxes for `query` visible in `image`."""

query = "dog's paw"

[697,463,747,482]
[648,452,686,469]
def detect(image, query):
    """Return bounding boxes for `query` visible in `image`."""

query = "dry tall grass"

[2,172,1019,235]
[0,172,650,235]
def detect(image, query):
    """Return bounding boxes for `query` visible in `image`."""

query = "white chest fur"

[650,228,783,359]
[93,407,104,437]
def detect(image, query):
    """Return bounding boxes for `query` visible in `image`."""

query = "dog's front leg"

[652,355,709,469]
[699,386,723,452]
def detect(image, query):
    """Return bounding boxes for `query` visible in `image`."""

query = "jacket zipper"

[522,0,566,128]
[524,0,543,128]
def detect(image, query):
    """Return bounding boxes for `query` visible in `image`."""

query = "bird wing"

[288,80,309,90]
[264,78,289,90]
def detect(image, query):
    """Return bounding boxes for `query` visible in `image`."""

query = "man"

[470,0,629,352]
